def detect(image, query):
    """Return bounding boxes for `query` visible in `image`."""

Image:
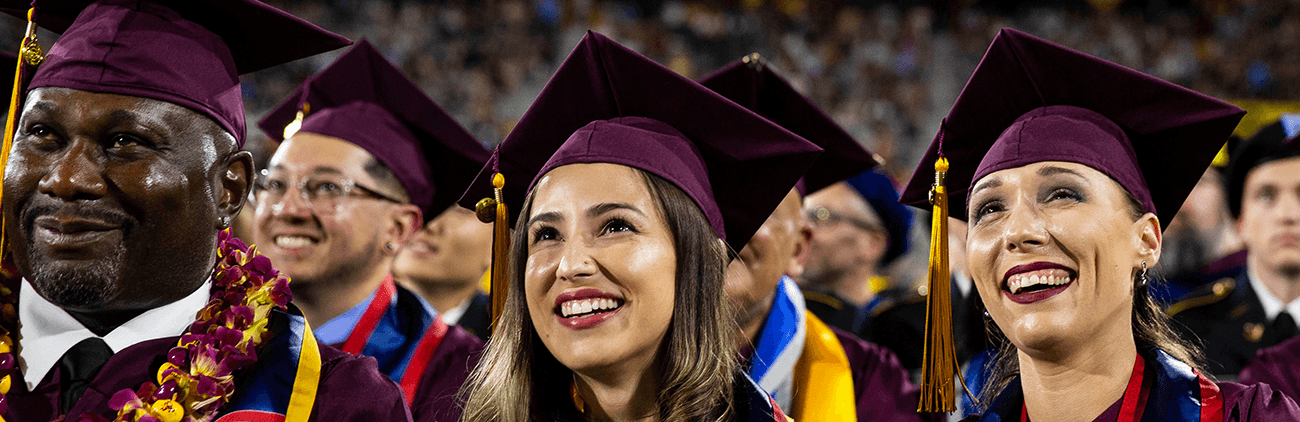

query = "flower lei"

[0,229,293,422]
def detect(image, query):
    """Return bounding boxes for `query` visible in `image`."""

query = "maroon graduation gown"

[8,316,412,421]
[406,325,484,422]
[1239,335,1300,407]
[832,327,941,422]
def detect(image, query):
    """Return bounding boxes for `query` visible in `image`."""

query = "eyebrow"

[526,202,646,228]
[971,178,1002,196]
[588,202,645,219]
[1038,165,1087,179]
[264,165,345,176]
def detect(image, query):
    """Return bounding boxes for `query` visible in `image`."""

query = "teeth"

[1007,269,1074,295]
[275,235,315,248]
[559,297,623,318]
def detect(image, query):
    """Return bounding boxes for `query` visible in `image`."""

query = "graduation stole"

[0,230,322,422]
[985,349,1223,422]
[336,276,448,406]
[748,277,857,420]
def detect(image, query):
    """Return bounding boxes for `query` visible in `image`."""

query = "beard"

[27,248,127,310]
[286,236,382,287]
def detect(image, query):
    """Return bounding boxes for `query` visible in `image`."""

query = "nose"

[38,138,108,201]
[1002,196,1050,252]
[1278,190,1300,225]
[266,183,316,222]
[555,240,599,283]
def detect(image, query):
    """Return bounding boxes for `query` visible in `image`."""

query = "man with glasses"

[799,170,914,333]
[253,40,487,422]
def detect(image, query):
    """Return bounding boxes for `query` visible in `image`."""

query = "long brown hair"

[461,168,737,421]
[975,185,1205,409]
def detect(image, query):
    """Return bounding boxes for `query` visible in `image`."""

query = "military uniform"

[1168,273,1298,377]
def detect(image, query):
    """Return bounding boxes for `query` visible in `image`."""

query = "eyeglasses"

[254,168,403,215]
[806,206,884,233]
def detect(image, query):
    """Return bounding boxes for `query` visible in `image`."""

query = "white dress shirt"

[1247,267,1300,326]
[18,278,211,390]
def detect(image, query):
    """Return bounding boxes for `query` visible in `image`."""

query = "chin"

[1003,315,1077,354]
[29,260,125,310]
[549,337,640,374]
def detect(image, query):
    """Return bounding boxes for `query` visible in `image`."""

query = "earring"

[385,243,396,251]
[1139,261,1149,287]
[219,216,231,228]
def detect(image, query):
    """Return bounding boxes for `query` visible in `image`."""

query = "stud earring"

[219,216,231,228]
[385,243,396,251]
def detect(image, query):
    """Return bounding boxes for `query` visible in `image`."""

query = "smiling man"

[392,206,494,340]
[254,39,488,422]
[0,0,413,420]
[1170,118,1300,377]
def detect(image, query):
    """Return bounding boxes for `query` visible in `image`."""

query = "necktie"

[1272,312,1299,344]
[57,337,113,414]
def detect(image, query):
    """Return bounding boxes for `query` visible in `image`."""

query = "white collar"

[18,278,211,390]
[1247,267,1300,323]
[439,296,473,326]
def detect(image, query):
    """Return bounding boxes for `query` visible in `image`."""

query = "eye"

[308,180,344,197]
[110,133,151,149]
[972,200,1004,223]
[531,226,560,244]
[27,123,53,138]
[601,218,637,235]
[1046,188,1082,202]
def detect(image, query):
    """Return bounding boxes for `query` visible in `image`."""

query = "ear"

[787,219,813,278]
[383,204,423,256]
[217,150,254,229]
[1133,212,1162,268]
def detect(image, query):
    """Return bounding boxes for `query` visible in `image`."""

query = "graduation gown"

[1168,271,1296,377]
[1239,335,1300,406]
[834,327,941,422]
[960,348,1300,422]
[456,291,492,342]
[8,310,411,421]
[859,277,988,376]
[320,276,483,422]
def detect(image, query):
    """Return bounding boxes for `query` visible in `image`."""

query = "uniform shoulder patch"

[1166,277,1235,317]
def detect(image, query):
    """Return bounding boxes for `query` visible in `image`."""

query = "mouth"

[1002,262,1077,303]
[272,234,320,249]
[553,288,626,329]
[33,215,123,249]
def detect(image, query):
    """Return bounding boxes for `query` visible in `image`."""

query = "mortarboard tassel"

[918,156,956,413]
[475,171,509,333]
[0,8,43,262]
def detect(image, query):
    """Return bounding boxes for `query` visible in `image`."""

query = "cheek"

[524,250,559,309]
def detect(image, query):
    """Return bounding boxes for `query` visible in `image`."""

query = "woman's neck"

[573,359,663,422]
[1017,326,1137,422]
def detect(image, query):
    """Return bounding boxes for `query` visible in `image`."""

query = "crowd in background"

[0,0,1291,286]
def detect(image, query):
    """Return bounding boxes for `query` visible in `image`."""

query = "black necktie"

[58,337,113,414]
[1272,312,1299,344]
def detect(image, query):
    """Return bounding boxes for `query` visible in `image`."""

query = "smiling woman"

[456,31,822,422]
[899,29,1300,422]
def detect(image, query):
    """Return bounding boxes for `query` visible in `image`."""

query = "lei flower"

[0,229,293,422]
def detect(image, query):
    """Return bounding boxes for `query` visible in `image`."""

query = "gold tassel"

[918,157,956,413]
[0,8,43,260]
[475,173,510,333]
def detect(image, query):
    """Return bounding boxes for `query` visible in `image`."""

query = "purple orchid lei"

[0,229,293,422]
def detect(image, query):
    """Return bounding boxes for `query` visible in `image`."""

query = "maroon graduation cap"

[258,39,489,221]
[458,31,822,254]
[699,54,878,196]
[1,0,351,147]
[899,28,1244,228]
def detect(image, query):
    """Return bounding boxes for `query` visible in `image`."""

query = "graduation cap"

[457,31,822,327]
[1225,116,1300,219]
[699,53,878,196]
[843,170,912,266]
[258,39,489,222]
[896,28,1244,412]
[0,0,351,146]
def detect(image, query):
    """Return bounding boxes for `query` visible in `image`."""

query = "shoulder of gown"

[409,324,484,422]
[831,326,940,422]
[312,341,414,421]
[1218,380,1300,422]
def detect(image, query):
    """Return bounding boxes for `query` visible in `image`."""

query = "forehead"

[805,182,872,217]
[1244,157,1300,188]
[24,87,222,135]
[269,132,378,176]
[530,163,655,212]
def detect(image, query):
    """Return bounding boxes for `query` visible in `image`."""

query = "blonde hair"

[460,169,737,421]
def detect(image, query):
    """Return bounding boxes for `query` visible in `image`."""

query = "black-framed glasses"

[806,206,884,233]
[254,168,403,215]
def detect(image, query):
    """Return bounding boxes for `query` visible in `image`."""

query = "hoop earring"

[1138,261,1149,288]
